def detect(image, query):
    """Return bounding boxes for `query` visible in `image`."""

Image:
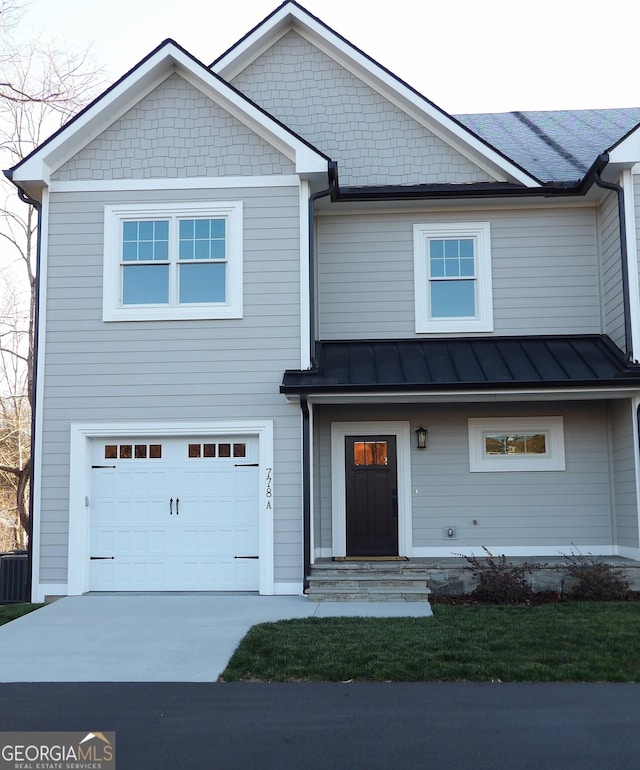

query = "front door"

[345,435,398,556]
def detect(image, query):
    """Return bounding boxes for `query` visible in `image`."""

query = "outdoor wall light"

[415,426,428,449]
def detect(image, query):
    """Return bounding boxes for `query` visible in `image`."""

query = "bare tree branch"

[0,0,105,549]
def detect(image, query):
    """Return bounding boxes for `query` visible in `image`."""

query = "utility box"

[0,551,29,603]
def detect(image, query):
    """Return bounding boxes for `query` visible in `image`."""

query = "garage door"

[89,436,259,591]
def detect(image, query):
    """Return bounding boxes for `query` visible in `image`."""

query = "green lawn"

[0,603,43,626]
[221,602,640,682]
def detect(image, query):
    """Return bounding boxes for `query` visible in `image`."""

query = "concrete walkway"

[0,594,432,682]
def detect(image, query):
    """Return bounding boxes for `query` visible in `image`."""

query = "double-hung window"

[104,201,242,321]
[413,222,493,333]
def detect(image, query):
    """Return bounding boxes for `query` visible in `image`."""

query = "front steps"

[307,556,640,601]
[306,560,432,602]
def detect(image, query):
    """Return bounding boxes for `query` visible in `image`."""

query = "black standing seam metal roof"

[280,336,640,394]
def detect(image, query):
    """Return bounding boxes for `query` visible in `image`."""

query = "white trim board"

[32,584,69,603]
[30,189,49,603]
[330,421,412,557]
[313,546,639,561]
[273,582,304,596]
[67,420,274,596]
[411,545,622,558]
[49,176,302,193]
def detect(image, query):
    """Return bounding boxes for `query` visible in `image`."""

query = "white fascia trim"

[213,7,539,187]
[411,545,619,558]
[14,42,328,184]
[330,421,412,557]
[608,125,640,165]
[30,188,49,603]
[299,180,311,368]
[622,170,640,360]
[68,419,274,596]
[49,176,302,193]
[297,386,640,406]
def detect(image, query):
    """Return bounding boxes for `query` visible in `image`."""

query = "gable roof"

[212,1,542,188]
[7,38,330,199]
[458,108,640,183]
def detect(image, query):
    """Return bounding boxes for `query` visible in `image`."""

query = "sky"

[22,0,640,115]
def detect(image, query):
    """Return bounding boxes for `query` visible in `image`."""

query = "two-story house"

[7,1,640,602]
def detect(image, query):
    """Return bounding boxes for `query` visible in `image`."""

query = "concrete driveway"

[0,594,432,682]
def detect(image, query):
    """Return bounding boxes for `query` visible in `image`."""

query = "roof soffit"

[10,40,328,191]
[213,2,542,188]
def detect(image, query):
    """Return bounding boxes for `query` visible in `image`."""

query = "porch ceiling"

[281,335,640,397]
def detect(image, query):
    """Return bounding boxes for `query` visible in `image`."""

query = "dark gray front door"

[345,435,398,556]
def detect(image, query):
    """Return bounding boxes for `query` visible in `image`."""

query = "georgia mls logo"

[0,731,116,769]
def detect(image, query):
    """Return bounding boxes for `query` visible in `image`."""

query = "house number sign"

[265,467,272,509]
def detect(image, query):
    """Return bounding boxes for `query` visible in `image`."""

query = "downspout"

[594,159,633,361]
[301,163,337,592]
[14,185,41,603]
[300,395,311,592]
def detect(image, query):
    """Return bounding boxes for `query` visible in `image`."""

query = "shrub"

[562,551,631,600]
[461,548,543,604]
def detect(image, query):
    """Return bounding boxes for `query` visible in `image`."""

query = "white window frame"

[103,200,243,321]
[413,221,493,333]
[468,416,565,472]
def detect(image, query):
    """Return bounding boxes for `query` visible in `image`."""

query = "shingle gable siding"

[52,73,295,181]
[230,30,493,186]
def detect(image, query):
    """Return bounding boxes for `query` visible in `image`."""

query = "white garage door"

[89,436,260,591]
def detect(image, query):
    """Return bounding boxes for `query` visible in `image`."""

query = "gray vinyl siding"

[598,189,625,349]
[315,402,614,551]
[231,30,493,187]
[609,400,640,549]
[53,73,295,181]
[39,186,302,584]
[317,207,601,339]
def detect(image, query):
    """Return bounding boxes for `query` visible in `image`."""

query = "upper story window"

[104,201,243,321]
[413,222,493,333]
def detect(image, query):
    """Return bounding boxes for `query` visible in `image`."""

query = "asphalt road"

[1,682,639,769]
